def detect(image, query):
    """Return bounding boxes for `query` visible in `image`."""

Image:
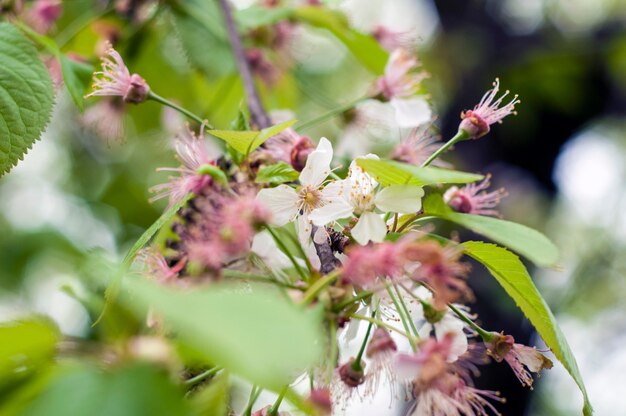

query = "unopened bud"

[308,387,332,415]
[124,73,150,103]
[366,328,397,358]
[339,358,365,387]
[485,332,515,362]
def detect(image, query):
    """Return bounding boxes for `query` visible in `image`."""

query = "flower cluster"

[78,20,565,416]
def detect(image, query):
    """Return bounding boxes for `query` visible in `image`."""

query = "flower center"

[299,186,322,212]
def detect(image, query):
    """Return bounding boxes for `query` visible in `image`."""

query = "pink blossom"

[184,194,271,271]
[486,333,553,388]
[390,128,451,168]
[256,128,314,172]
[363,328,398,395]
[150,125,216,206]
[139,248,186,284]
[395,335,503,416]
[308,387,332,415]
[376,49,427,101]
[26,0,62,34]
[459,78,519,139]
[372,25,417,52]
[405,241,472,310]
[375,49,432,128]
[341,241,406,287]
[443,176,507,217]
[86,45,150,104]
[246,48,280,87]
[82,99,125,142]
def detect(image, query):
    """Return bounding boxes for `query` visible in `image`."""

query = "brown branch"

[219,0,338,274]
[312,226,340,275]
[218,0,272,129]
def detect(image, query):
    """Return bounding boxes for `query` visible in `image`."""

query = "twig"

[311,225,340,275]
[218,0,272,129]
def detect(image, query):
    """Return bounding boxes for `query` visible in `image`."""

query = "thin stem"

[384,280,417,351]
[391,213,399,233]
[421,130,469,167]
[333,290,373,312]
[300,270,341,305]
[352,309,376,371]
[349,313,413,340]
[219,0,271,129]
[243,386,262,416]
[295,96,368,131]
[394,283,420,340]
[265,227,309,281]
[396,212,424,233]
[184,367,222,385]
[282,229,313,273]
[448,303,494,341]
[269,385,289,416]
[327,319,337,384]
[147,92,210,127]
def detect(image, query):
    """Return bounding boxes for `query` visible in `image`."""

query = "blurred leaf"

[424,194,559,267]
[356,158,483,187]
[98,194,193,324]
[236,6,294,30]
[21,363,193,416]
[256,162,299,184]
[59,56,93,110]
[0,319,59,387]
[15,22,92,110]
[462,242,592,416]
[209,119,296,156]
[293,6,388,74]
[0,23,54,176]
[190,372,229,416]
[122,278,324,390]
[169,1,235,78]
[208,130,258,155]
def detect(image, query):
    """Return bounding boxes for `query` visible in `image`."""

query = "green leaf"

[0,319,59,386]
[293,6,388,74]
[207,129,258,155]
[208,119,296,156]
[356,158,484,187]
[0,23,54,176]
[97,193,193,324]
[256,162,299,184]
[462,241,592,416]
[122,279,324,390]
[21,363,194,416]
[14,22,92,110]
[424,193,559,267]
[236,6,294,30]
[59,56,93,111]
[169,1,235,78]
[190,372,229,416]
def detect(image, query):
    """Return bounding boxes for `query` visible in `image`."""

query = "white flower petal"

[390,97,432,128]
[251,231,298,270]
[299,137,333,187]
[309,200,354,226]
[256,185,299,226]
[296,211,313,245]
[375,184,424,213]
[320,179,348,201]
[351,211,387,245]
[434,313,468,362]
